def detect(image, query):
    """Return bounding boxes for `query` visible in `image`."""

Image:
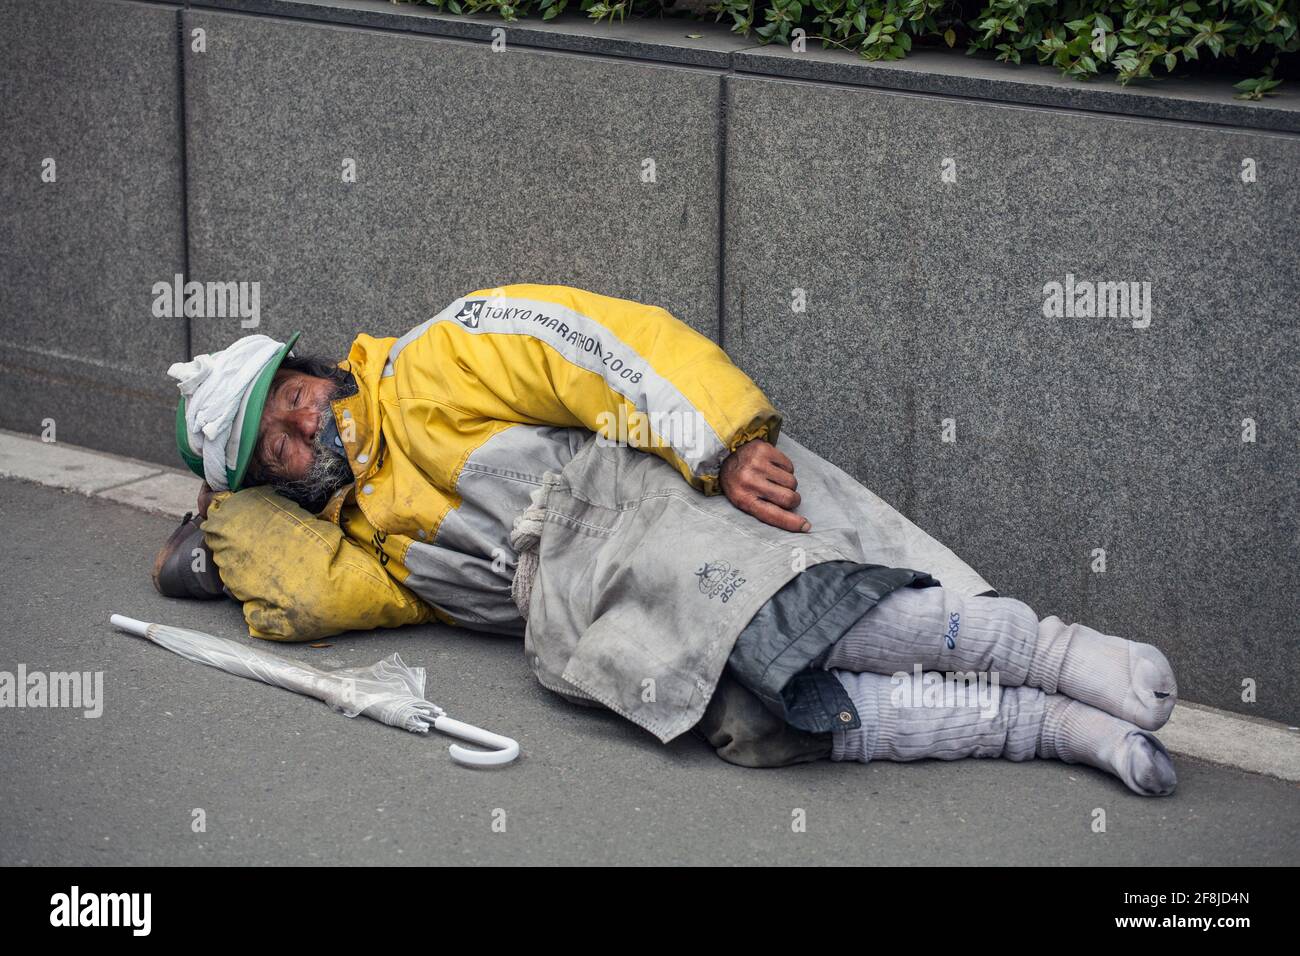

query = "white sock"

[824,588,1178,730]
[1038,694,1177,797]
[829,669,1177,797]
[824,586,1038,684]
[1038,617,1178,731]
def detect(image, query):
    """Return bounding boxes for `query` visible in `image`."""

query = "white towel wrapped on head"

[168,334,287,491]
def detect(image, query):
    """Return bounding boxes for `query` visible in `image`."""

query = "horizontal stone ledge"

[735,45,1300,135]
[175,0,751,66]
[142,0,1300,133]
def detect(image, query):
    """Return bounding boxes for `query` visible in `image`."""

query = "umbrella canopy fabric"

[110,615,518,766]
[142,621,442,732]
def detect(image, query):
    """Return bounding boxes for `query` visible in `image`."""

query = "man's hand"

[196,482,216,520]
[719,439,810,533]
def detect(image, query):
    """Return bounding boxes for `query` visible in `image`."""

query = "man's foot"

[151,512,225,600]
[828,670,1176,797]
[1038,695,1177,797]
[1038,618,1179,731]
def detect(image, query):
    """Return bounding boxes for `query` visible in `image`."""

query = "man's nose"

[288,406,320,441]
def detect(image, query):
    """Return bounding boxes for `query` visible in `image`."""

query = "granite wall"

[3,0,1295,721]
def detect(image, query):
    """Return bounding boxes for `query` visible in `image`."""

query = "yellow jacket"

[204,283,781,642]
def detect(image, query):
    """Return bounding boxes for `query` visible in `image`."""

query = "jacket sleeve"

[391,283,782,495]
[202,486,434,642]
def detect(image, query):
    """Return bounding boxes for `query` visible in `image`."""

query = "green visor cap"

[174,330,303,492]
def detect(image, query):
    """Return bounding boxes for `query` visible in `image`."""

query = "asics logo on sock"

[944,612,960,649]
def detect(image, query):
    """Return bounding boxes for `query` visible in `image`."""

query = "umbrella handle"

[433,715,521,767]
[110,614,152,638]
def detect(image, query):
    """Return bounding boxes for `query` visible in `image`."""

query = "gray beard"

[266,396,354,512]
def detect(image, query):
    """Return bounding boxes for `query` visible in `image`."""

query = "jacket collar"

[319,334,389,523]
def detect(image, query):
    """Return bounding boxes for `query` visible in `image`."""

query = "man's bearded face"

[253,368,353,509]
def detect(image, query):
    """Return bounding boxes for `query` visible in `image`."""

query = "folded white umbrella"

[110,614,519,766]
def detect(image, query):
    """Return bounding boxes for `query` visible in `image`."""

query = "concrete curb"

[2,425,1297,781]
[1158,702,1300,783]
[0,427,197,517]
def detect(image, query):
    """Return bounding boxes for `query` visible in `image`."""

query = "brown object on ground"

[151,512,225,600]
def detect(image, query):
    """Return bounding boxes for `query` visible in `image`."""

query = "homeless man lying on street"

[154,283,1178,795]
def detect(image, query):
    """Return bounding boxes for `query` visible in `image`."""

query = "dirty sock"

[1037,617,1178,732]
[1038,694,1177,797]
[828,669,1177,797]
[824,588,1178,732]
[823,586,1038,685]
[828,668,1044,764]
